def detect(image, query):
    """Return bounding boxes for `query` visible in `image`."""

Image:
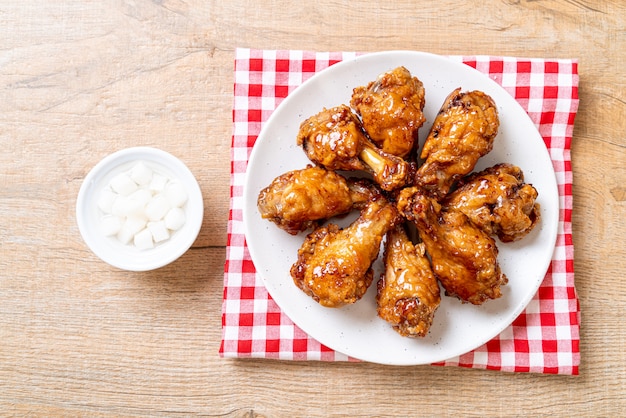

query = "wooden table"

[1,1,624,416]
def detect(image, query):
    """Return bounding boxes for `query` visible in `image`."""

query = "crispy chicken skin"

[397,187,508,305]
[296,105,366,172]
[443,163,541,243]
[377,224,441,337]
[290,195,400,308]
[415,88,499,199]
[296,105,415,191]
[257,165,377,235]
[351,66,426,158]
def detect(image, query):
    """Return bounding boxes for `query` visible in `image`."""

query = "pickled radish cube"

[125,215,148,235]
[127,188,152,210]
[164,207,186,231]
[97,188,117,214]
[145,194,171,221]
[116,225,135,245]
[123,199,145,217]
[147,220,170,242]
[165,182,188,207]
[149,173,168,192]
[133,228,154,250]
[110,195,139,217]
[116,216,147,245]
[100,215,122,236]
[109,172,138,196]
[130,161,153,186]
[110,195,129,217]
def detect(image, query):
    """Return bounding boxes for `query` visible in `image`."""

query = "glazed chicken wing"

[415,88,499,199]
[290,195,400,308]
[397,187,507,305]
[296,105,415,191]
[351,66,426,158]
[443,163,541,242]
[377,224,441,337]
[257,165,377,235]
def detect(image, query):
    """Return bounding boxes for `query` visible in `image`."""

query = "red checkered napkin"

[220,48,580,374]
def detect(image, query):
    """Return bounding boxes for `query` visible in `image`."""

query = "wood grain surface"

[1,1,624,416]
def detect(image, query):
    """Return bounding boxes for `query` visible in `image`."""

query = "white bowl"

[76,147,204,271]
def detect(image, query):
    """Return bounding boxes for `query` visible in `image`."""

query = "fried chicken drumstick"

[377,224,441,337]
[415,88,499,199]
[290,194,400,308]
[397,187,508,305]
[351,66,426,158]
[443,163,541,243]
[296,105,415,191]
[257,165,377,235]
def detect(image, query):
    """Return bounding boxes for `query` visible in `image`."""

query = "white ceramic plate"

[243,51,559,365]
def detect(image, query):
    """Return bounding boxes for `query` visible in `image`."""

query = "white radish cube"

[124,215,148,235]
[111,195,129,217]
[128,188,152,204]
[117,217,148,246]
[164,207,186,231]
[100,215,122,236]
[126,188,152,214]
[122,196,146,216]
[111,195,144,217]
[116,225,135,245]
[130,161,153,186]
[149,173,168,192]
[109,172,138,196]
[133,228,154,250]
[145,194,171,221]
[97,188,117,214]
[147,221,170,243]
[165,182,188,207]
